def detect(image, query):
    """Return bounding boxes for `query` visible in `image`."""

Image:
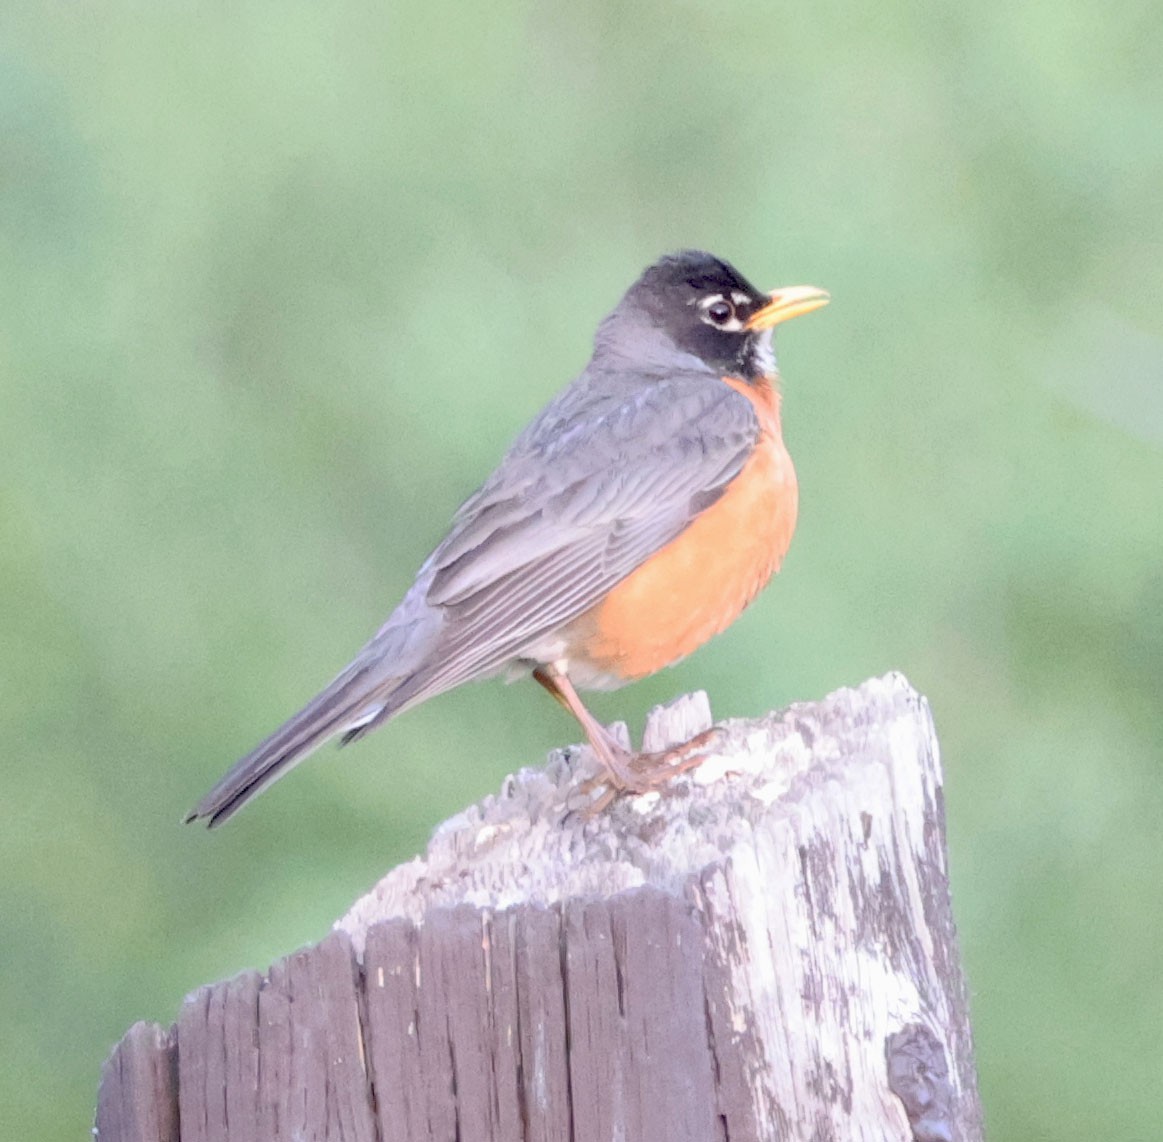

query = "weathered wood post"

[96,673,982,1141]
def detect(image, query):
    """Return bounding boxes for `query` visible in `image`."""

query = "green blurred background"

[2,1,1161,1138]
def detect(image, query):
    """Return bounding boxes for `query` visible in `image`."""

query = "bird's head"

[601,250,829,381]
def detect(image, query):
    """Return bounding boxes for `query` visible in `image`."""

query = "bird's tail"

[185,658,399,828]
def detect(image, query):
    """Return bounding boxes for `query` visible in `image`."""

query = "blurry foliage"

[1,1,1161,1139]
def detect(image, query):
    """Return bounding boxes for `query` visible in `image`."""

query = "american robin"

[187,251,828,826]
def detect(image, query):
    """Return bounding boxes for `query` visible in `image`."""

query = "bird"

[186,251,828,826]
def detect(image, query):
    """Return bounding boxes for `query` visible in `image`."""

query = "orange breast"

[570,377,797,682]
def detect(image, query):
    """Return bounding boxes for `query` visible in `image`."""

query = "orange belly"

[570,378,797,683]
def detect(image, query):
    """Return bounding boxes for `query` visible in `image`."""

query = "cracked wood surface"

[96,672,982,1141]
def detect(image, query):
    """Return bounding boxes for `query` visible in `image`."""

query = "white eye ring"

[698,294,744,332]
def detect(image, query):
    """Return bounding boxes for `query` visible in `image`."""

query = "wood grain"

[96,673,981,1141]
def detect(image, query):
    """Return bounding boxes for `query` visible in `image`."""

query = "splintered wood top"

[97,674,982,1142]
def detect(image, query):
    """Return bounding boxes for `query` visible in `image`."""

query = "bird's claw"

[573,726,725,817]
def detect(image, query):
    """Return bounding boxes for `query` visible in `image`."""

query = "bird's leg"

[533,665,643,790]
[533,665,721,799]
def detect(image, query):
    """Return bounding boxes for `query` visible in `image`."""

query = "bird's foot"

[577,726,724,815]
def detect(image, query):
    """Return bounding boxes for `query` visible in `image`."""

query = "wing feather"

[398,373,761,704]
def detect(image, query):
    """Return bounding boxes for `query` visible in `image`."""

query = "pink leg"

[533,665,722,802]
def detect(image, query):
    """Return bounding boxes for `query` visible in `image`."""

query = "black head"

[602,250,828,381]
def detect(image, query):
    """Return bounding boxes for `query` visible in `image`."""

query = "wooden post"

[96,673,982,1141]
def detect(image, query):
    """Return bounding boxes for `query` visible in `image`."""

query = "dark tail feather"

[185,662,394,828]
[339,706,390,746]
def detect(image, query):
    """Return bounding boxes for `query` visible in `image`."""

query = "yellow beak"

[746,285,831,331]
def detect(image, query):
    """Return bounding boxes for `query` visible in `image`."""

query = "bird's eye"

[704,298,735,326]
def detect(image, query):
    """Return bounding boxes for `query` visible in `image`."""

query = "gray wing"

[393,370,761,704]
[187,369,758,826]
